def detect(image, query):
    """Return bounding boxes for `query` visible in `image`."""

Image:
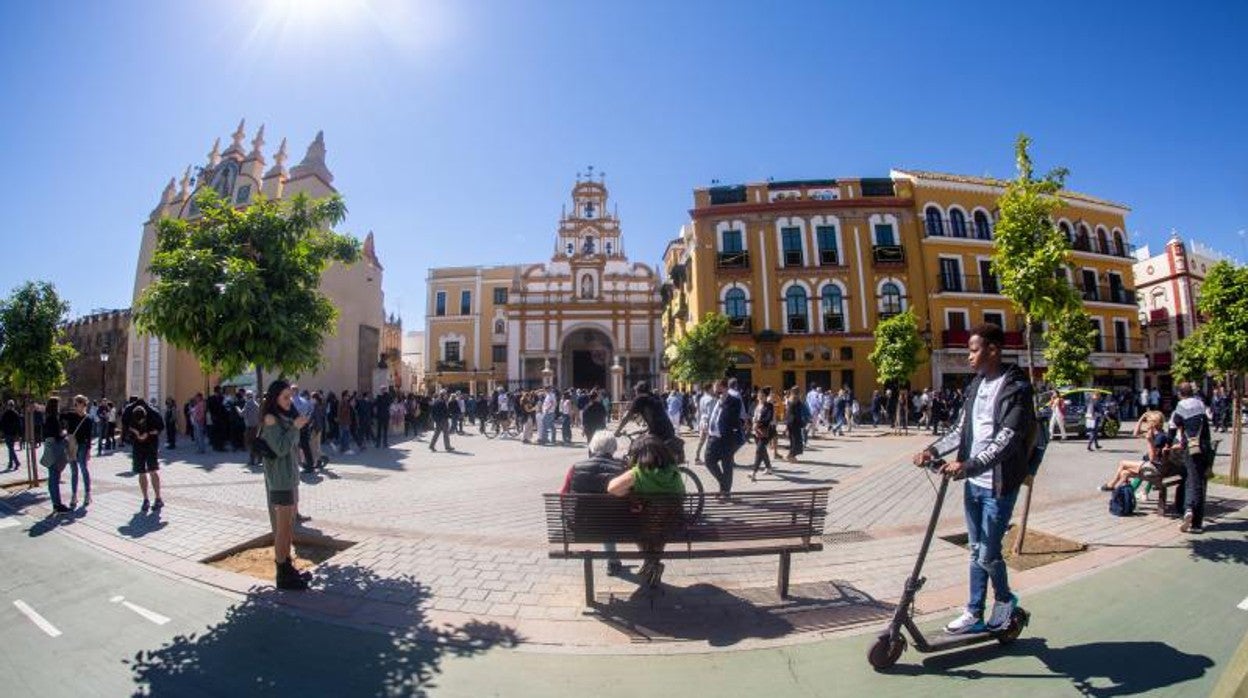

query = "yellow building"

[426,175,662,396]
[666,170,1144,395]
[894,170,1144,390]
[127,122,387,401]
[666,177,927,397]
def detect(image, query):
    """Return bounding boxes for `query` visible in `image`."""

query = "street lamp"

[100,343,111,398]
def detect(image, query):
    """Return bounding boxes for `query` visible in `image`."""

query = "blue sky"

[1,0,1245,327]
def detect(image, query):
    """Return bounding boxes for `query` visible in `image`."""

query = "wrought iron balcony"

[717,250,750,269]
[937,273,1000,294]
[822,313,846,333]
[923,215,994,241]
[1077,284,1136,305]
[818,249,840,266]
[435,360,465,372]
[786,315,809,334]
[872,245,905,265]
[727,316,752,334]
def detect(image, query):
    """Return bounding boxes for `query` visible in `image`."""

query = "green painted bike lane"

[433,510,1248,698]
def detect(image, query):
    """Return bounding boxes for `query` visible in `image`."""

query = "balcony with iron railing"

[787,315,810,334]
[778,247,843,270]
[1076,283,1136,305]
[717,250,750,270]
[923,215,994,241]
[822,313,846,333]
[936,273,1000,295]
[727,315,753,334]
[1069,234,1135,259]
[436,359,465,372]
[872,245,906,266]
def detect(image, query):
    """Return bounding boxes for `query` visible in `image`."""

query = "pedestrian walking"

[1086,393,1103,451]
[429,390,453,452]
[66,395,94,509]
[704,379,745,496]
[128,402,164,512]
[1172,382,1213,534]
[1048,391,1067,441]
[750,386,775,480]
[1,400,21,471]
[39,398,71,514]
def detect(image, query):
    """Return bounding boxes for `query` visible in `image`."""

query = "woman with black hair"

[40,397,70,513]
[259,379,311,591]
[607,435,684,587]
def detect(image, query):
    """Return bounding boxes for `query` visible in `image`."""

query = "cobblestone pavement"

[3,423,1245,651]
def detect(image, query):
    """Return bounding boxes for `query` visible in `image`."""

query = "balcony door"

[939,257,963,293]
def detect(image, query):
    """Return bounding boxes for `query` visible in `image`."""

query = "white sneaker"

[986,594,1017,630]
[944,610,984,634]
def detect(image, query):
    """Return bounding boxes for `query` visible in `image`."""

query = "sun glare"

[246,0,446,55]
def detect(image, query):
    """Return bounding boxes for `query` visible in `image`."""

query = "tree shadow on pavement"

[126,563,521,697]
[890,637,1214,696]
[1187,516,1248,565]
[592,580,892,647]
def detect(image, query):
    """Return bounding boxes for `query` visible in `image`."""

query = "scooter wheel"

[995,608,1028,645]
[868,632,906,670]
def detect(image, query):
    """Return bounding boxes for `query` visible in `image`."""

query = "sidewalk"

[3,426,1245,653]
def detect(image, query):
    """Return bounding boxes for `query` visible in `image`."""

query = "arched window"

[1112,231,1125,257]
[821,284,845,332]
[881,282,903,316]
[1095,227,1109,254]
[724,288,747,319]
[924,207,944,237]
[1059,221,1073,243]
[950,209,968,238]
[973,210,992,240]
[785,286,809,333]
[1075,224,1090,251]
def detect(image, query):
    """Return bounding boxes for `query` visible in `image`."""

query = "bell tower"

[554,168,626,301]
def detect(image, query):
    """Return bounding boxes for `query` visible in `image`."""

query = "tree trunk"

[1013,319,1036,555]
[1231,372,1243,487]
[255,366,264,396]
[23,395,39,488]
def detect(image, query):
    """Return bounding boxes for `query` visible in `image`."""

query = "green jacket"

[260,415,301,494]
[629,464,684,495]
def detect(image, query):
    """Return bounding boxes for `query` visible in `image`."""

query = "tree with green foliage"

[1190,261,1248,484]
[868,309,924,430]
[668,312,731,386]
[133,190,361,390]
[992,134,1084,382]
[1170,329,1211,384]
[1041,308,1098,388]
[0,281,78,484]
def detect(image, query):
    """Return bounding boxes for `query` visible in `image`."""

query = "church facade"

[127,121,386,402]
[425,175,662,396]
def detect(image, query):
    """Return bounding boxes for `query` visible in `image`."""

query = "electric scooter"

[867,459,1030,670]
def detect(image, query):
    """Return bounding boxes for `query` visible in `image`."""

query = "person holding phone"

[259,380,311,591]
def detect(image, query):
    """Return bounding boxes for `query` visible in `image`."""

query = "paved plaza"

[2,423,1246,653]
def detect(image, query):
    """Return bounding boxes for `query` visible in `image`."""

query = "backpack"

[1109,483,1136,516]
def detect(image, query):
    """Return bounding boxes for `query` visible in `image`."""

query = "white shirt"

[497,393,510,412]
[968,373,1006,490]
[697,393,716,429]
[541,392,556,414]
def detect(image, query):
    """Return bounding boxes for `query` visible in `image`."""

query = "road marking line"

[13,600,61,637]
[109,596,171,625]
[1239,596,1248,611]
[0,517,20,529]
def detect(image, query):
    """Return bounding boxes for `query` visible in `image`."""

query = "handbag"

[40,438,66,469]
[251,425,279,460]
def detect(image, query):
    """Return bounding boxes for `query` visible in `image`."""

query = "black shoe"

[141,499,150,512]
[296,513,311,523]
[152,499,164,511]
[53,504,71,513]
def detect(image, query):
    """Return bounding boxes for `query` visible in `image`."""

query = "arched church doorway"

[562,327,613,390]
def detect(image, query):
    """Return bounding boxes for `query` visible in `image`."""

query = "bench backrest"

[543,488,831,552]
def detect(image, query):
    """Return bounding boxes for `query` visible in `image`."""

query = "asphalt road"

[1,505,1246,697]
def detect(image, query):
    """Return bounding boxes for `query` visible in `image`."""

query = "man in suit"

[704,378,745,497]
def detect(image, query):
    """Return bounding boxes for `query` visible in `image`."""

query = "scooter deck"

[908,608,1030,654]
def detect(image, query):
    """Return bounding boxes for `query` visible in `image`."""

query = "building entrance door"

[562,327,613,390]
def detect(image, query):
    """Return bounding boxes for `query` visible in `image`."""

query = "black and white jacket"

[927,363,1035,497]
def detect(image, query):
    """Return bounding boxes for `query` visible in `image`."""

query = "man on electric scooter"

[912,323,1034,635]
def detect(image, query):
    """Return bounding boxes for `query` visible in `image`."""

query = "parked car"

[1039,388,1121,438]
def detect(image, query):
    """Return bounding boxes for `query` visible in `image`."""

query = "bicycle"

[481,412,519,439]
[618,426,705,523]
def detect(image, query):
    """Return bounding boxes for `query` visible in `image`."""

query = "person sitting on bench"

[1099,410,1170,492]
[607,435,684,588]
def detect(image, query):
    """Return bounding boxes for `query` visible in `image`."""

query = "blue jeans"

[69,441,91,501]
[193,423,208,453]
[964,482,1019,616]
[539,413,555,443]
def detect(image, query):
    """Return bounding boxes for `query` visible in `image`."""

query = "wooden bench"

[544,487,830,605]
[1138,439,1221,516]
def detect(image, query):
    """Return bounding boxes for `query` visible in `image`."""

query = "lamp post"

[100,344,111,399]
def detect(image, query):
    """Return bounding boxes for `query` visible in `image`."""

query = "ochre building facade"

[665,170,1143,395]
